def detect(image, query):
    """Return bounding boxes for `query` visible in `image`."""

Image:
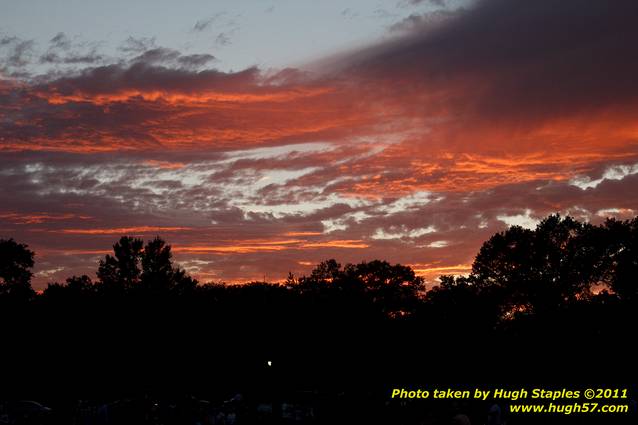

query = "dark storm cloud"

[344,0,638,122]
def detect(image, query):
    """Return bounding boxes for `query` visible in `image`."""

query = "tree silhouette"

[423,274,500,333]
[141,236,175,292]
[65,274,95,292]
[342,260,424,317]
[140,236,198,294]
[298,259,425,318]
[600,217,638,302]
[97,236,143,291]
[0,238,35,300]
[43,274,95,301]
[97,235,197,295]
[470,214,601,318]
[1,214,638,400]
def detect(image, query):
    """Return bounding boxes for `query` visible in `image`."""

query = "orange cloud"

[2,76,372,153]
[37,248,112,256]
[174,238,369,254]
[39,87,334,106]
[174,245,291,254]
[301,240,369,249]
[142,159,186,169]
[0,212,92,224]
[284,231,323,236]
[50,226,191,235]
[408,263,473,284]
[409,263,472,274]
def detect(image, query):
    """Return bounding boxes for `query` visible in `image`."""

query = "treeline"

[0,214,637,395]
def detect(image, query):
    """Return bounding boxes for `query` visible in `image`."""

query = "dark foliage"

[1,215,637,401]
[0,238,35,301]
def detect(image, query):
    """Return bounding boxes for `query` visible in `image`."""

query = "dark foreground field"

[1,215,637,424]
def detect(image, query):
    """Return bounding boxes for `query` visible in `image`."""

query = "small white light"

[267,360,272,367]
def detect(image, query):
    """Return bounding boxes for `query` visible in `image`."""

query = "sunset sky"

[2,0,638,289]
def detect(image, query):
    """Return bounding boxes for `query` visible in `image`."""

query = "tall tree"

[97,236,143,291]
[141,236,175,292]
[470,214,603,317]
[342,260,425,317]
[299,259,425,318]
[0,238,35,300]
[601,217,638,301]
